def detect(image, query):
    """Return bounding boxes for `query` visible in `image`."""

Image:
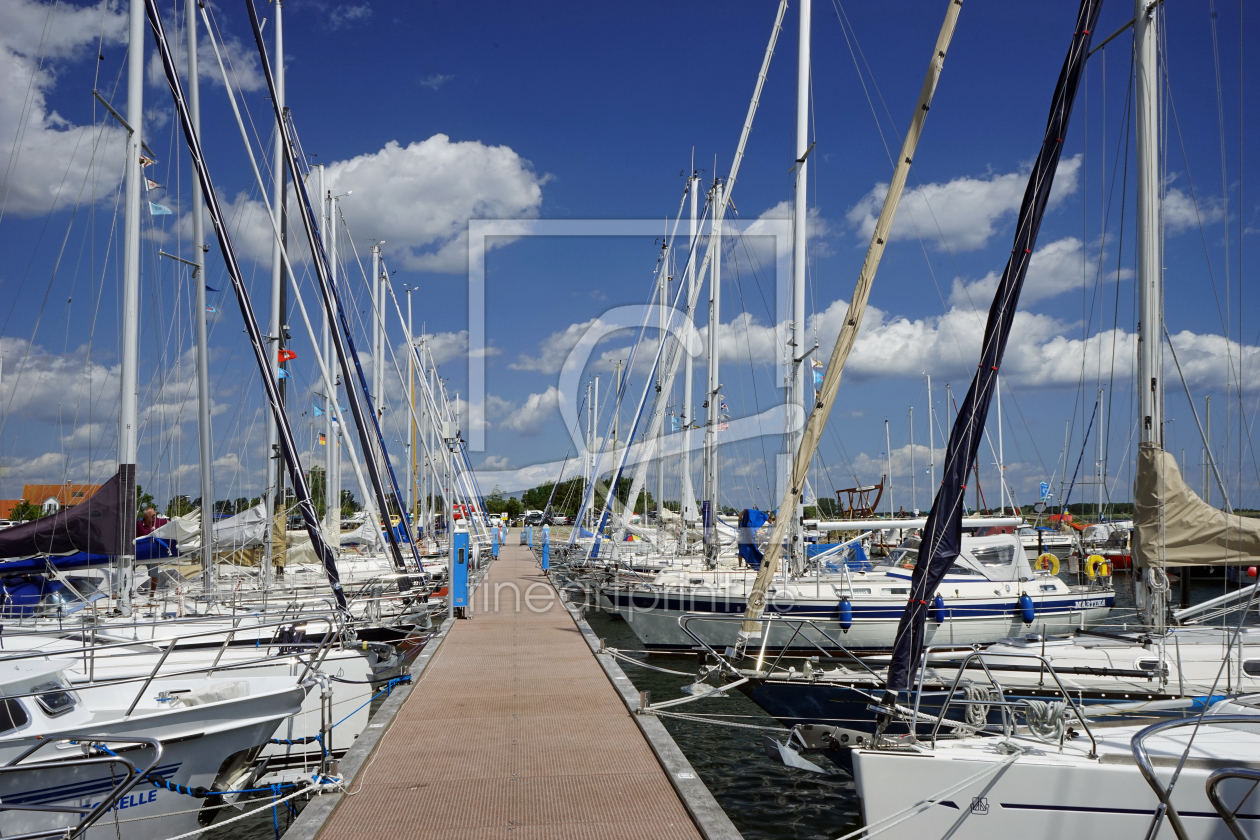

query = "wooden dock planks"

[315,540,704,839]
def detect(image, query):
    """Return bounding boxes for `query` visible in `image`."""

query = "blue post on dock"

[528,526,533,548]
[541,523,550,571]
[451,530,470,618]
[492,526,500,559]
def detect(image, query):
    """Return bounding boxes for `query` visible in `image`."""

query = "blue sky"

[0,0,1256,513]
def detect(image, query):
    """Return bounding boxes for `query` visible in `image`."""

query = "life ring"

[1085,554,1108,580]
[1033,553,1060,575]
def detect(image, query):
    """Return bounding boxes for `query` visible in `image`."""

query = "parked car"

[523,510,544,526]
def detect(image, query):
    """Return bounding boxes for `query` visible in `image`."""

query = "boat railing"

[1131,714,1259,840]
[0,612,344,712]
[676,613,884,682]
[926,650,1099,757]
[0,734,161,840]
[1205,765,1260,840]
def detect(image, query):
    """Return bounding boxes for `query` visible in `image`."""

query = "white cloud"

[481,454,510,470]
[511,318,597,374]
[411,330,500,369]
[846,155,1082,252]
[418,73,455,91]
[0,0,129,218]
[146,14,265,93]
[948,236,1133,308]
[328,3,372,29]
[499,386,560,435]
[326,135,547,273]
[1163,186,1225,235]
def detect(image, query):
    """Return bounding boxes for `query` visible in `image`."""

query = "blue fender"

[1019,592,1035,624]
[837,598,853,632]
[932,594,946,624]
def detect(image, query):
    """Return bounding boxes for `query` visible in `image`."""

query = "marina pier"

[284,536,734,840]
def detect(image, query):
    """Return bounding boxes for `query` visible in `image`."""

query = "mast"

[681,175,700,526]
[737,0,963,647]
[408,288,416,523]
[996,374,1005,514]
[656,252,665,542]
[264,0,287,586]
[926,373,935,497]
[788,0,811,562]
[186,0,213,589]
[1133,0,1163,626]
[329,193,343,535]
[318,165,335,534]
[909,407,916,512]
[372,244,383,419]
[704,181,724,563]
[885,419,892,515]
[118,0,144,613]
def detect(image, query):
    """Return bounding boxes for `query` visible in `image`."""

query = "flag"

[278,349,297,363]
[205,305,217,314]
[205,284,219,292]
[313,404,324,417]
[811,358,824,369]
[149,202,172,216]
[138,154,156,167]
[813,369,824,386]
[719,400,727,412]
[319,433,327,446]
[670,415,680,432]
[718,422,729,431]
[1040,481,1051,500]
[145,178,162,191]
[277,368,290,379]
[812,358,825,386]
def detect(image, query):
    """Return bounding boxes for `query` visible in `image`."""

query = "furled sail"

[736,0,963,644]
[0,472,122,558]
[883,0,1101,695]
[1135,444,1260,566]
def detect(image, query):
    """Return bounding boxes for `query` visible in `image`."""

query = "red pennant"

[278,349,297,363]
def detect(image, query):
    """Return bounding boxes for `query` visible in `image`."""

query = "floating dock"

[285,538,733,839]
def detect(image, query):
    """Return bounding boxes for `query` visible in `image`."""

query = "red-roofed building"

[21,483,103,515]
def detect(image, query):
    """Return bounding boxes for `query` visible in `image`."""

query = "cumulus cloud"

[499,386,560,435]
[326,135,546,273]
[481,454,510,470]
[0,0,129,218]
[511,318,598,374]
[846,155,1082,252]
[146,12,265,93]
[1163,186,1225,235]
[948,236,1133,308]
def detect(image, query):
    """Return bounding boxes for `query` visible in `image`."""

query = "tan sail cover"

[1134,444,1260,566]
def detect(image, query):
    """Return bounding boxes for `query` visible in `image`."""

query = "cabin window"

[32,682,76,717]
[0,698,29,735]
[882,587,909,596]
[946,563,978,576]
[1137,659,1170,677]
[885,548,918,569]
[1243,661,1260,677]
[971,545,1016,567]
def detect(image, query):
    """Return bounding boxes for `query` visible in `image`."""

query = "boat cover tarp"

[1135,445,1260,566]
[0,552,112,574]
[738,509,769,570]
[0,472,122,558]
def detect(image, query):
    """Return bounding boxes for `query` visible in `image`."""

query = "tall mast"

[1134,0,1163,627]
[909,407,915,511]
[704,181,723,561]
[656,241,666,541]
[681,175,700,526]
[371,244,383,419]
[317,165,335,533]
[264,0,287,585]
[885,419,892,516]
[329,194,342,534]
[788,0,811,559]
[1135,0,1161,452]
[118,0,144,612]
[186,0,213,588]
[408,288,416,522]
[996,374,1004,514]
[926,373,935,496]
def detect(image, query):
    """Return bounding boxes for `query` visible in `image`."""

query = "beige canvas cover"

[1134,444,1260,567]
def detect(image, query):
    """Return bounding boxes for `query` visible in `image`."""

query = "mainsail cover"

[1135,444,1260,566]
[883,0,1101,695]
[0,472,123,558]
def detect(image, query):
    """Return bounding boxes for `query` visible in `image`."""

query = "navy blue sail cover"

[884,0,1103,695]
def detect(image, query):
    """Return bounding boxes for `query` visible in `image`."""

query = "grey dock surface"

[299,539,720,839]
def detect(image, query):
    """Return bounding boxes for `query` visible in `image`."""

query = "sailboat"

[840,5,1260,837]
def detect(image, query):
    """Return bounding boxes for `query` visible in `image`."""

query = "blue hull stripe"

[2,762,182,806]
